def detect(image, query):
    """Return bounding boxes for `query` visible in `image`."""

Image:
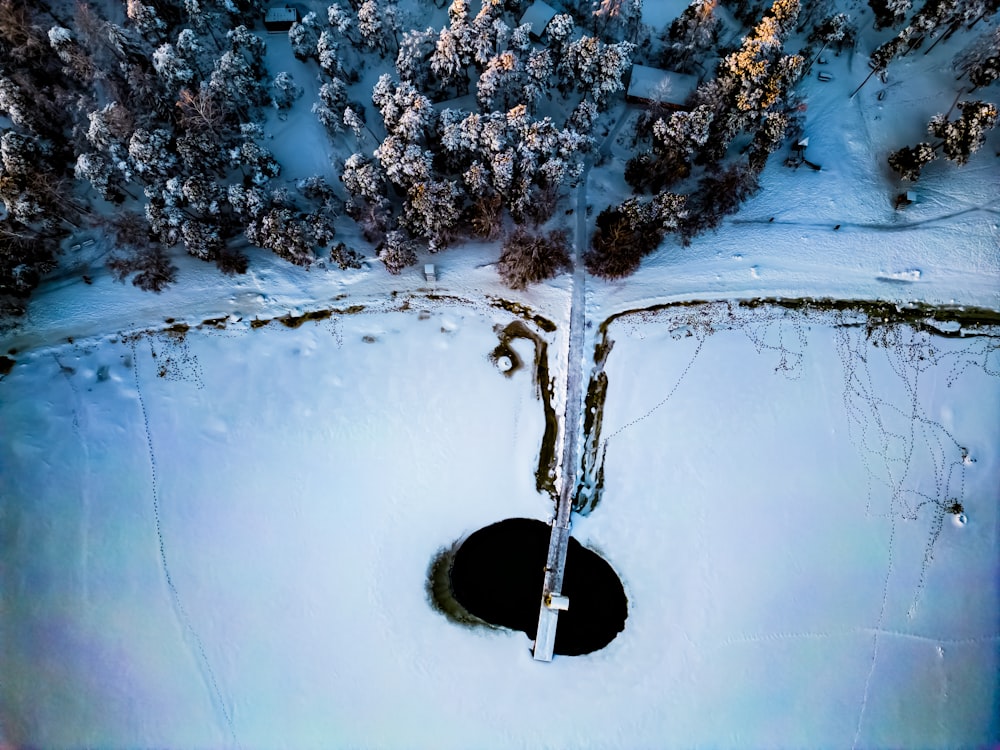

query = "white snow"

[580,303,999,747]
[3,300,996,748]
[519,0,558,37]
[626,64,699,105]
[1,306,552,748]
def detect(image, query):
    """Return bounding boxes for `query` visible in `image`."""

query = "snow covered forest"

[1,0,997,315]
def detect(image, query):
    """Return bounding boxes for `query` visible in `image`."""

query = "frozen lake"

[1,301,997,748]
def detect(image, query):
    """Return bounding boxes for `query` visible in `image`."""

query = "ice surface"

[2,302,997,748]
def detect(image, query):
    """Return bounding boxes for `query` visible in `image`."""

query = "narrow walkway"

[533,108,626,661]
[532,187,586,661]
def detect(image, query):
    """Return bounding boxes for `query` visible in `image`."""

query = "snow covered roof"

[626,65,699,108]
[264,6,298,30]
[519,1,558,38]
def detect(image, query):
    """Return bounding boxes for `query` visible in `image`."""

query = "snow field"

[0,306,565,748]
[572,304,999,747]
[3,300,996,748]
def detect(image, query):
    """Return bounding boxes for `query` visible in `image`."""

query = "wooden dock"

[533,177,589,662]
[533,511,571,661]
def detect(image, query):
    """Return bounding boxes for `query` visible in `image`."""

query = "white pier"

[533,516,572,661]
[533,157,590,661]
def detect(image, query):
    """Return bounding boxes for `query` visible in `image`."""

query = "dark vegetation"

[0,0,997,314]
[487,317,560,498]
[496,228,571,289]
[888,99,998,179]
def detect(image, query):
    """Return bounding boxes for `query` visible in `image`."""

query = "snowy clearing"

[2,299,998,748]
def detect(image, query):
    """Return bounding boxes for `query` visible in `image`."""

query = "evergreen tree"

[376,135,432,188]
[107,244,177,291]
[808,13,856,55]
[289,12,321,61]
[208,49,268,111]
[229,125,280,185]
[128,128,176,184]
[74,152,121,201]
[181,174,222,214]
[272,71,303,110]
[546,14,575,65]
[0,77,41,130]
[47,26,95,83]
[928,99,998,164]
[318,30,345,77]
[313,79,349,133]
[341,152,386,202]
[246,207,316,266]
[431,26,472,95]
[593,41,635,108]
[396,27,437,86]
[376,229,417,273]
[663,0,719,72]
[328,3,358,41]
[887,141,937,179]
[0,131,51,226]
[125,0,167,44]
[955,27,1000,90]
[868,0,912,30]
[373,74,435,142]
[180,218,224,260]
[402,179,462,250]
[153,43,196,89]
[358,0,395,55]
[477,51,523,110]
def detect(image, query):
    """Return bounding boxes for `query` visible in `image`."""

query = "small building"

[519,0,558,40]
[625,65,699,110]
[545,593,570,611]
[264,6,299,33]
[424,264,436,283]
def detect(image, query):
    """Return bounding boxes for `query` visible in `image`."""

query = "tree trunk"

[923,18,963,55]
[850,64,883,98]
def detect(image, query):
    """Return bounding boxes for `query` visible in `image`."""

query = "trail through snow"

[130,338,240,747]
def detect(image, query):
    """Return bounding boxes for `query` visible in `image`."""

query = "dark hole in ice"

[448,518,627,656]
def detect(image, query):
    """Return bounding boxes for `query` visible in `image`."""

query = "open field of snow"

[577,303,1000,747]
[2,300,997,748]
[1,304,556,748]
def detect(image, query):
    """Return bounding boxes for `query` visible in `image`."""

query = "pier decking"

[533,511,571,661]
[532,167,590,661]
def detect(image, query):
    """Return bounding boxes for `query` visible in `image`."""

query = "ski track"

[716,626,1000,648]
[130,336,241,748]
[729,202,1000,231]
